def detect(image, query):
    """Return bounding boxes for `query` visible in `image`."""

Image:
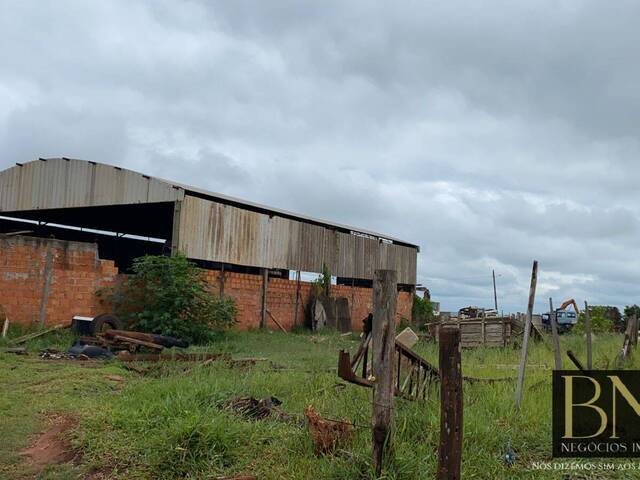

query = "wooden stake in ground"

[633,315,639,347]
[515,260,538,409]
[584,301,592,369]
[437,327,463,480]
[549,298,562,370]
[371,269,397,477]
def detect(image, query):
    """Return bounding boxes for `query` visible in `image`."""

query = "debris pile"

[220,396,297,424]
[304,405,354,456]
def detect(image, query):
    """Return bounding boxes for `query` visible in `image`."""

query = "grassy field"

[1,328,639,479]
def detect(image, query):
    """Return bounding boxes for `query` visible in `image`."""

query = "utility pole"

[492,269,498,311]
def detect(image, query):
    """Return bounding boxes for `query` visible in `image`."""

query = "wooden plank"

[437,327,463,480]
[113,335,164,350]
[549,298,562,370]
[38,246,54,326]
[371,269,397,477]
[8,324,66,345]
[515,260,538,409]
[584,301,592,369]
[1,318,8,338]
[293,270,301,327]
[567,350,586,373]
[266,310,288,333]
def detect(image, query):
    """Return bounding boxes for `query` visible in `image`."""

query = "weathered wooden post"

[260,268,268,328]
[371,269,397,477]
[437,327,463,480]
[549,298,562,370]
[584,301,592,369]
[515,260,538,409]
[633,315,638,347]
[293,270,301,327]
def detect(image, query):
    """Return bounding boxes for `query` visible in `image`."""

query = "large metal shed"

[0,158,419,285]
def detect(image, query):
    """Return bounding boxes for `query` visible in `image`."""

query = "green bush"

[412,295,434,328]
[99,254,237,343]
[574,305,614,334]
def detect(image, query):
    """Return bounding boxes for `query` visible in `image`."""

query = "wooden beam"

[549,298,562,370]
[515,260,538,409]
[584,301,592,369]
[8,324,66,345]
[293,270,301,327]
[38,246,54,327]
[113,335,164,350]
[437,327,463,480]
[260,268,268,329]
[170,200,182,256]
[567,350,586,373]
[266,309,287,333]
[371,269,397,477]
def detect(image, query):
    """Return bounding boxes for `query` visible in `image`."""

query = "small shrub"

[99,254,237,343]
[312,263,331,297]
[412,295,434,328]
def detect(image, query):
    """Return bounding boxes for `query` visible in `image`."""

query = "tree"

[574,305,615,334]
[99,254,237,343]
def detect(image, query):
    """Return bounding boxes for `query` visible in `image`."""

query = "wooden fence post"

[437,327,463,480]
[584,301,592,369]
[371,269,397,477]
[633,315,639,347]
[515,260,538,409]
[260,268,268,328]
[293,270,301,327]
[549,298,562,370]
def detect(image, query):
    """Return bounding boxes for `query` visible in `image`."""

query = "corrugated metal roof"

[0,158,419,249]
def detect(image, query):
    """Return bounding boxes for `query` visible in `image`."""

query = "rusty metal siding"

[178,195,417,284]
[0,159,183,212]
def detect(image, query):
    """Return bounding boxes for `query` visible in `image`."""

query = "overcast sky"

[1,1,639,313]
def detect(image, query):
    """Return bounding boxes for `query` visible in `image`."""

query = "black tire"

[89,314,123,335]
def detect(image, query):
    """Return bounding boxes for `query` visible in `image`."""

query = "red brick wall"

[0,236,413,332]
[203,270,413,331]
[0,236,118,326]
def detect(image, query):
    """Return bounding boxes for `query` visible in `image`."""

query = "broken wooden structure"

[338,331,439,401]
[430,317,512,347]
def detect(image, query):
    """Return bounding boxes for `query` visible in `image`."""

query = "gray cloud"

[1,0,639,313]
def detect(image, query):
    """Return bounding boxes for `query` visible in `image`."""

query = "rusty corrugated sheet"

[178,196,417,284]
[0,158,183,211]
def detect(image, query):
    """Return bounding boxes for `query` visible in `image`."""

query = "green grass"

[1,329,639,479]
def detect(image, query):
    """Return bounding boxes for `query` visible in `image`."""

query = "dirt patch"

[20,415,78,471]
